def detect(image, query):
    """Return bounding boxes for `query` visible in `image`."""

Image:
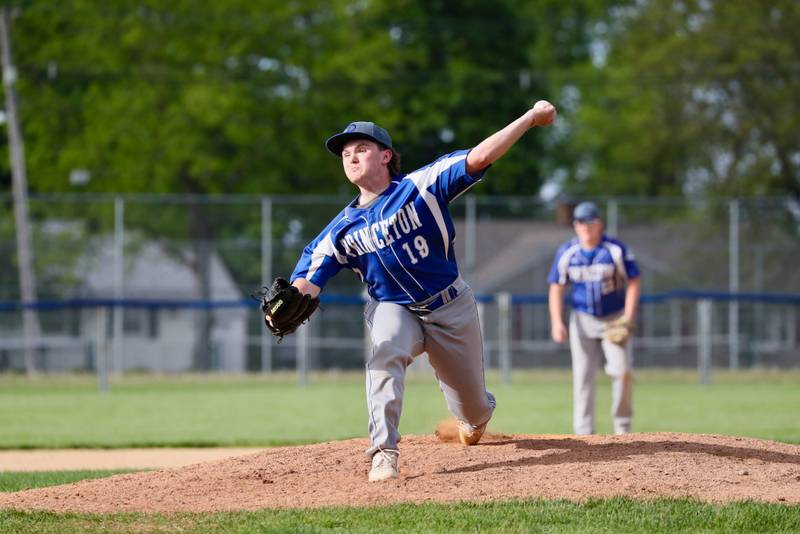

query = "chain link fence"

[1,193,798,381]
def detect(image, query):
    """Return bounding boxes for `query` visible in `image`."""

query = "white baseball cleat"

[368,449,399,482]
[458,420,488,446]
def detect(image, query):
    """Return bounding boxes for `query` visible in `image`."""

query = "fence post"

[96,307,109,393]
[606,198,618,237]
[753,247,764,356]
[787,306,796,350]
[465,195,477,277]
[497,292,512,385]
[260,196,273,373]
[296,322,309,386]
[670,299,681,348]
[112,196,124,373]
[697,299,712,385]
[644,275,655,340]
[728,200,739,369]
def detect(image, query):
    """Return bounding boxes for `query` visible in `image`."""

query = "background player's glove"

[604,317,634,345]
[256,277,319,341]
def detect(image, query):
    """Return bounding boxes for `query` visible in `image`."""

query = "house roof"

[82,239,243,300]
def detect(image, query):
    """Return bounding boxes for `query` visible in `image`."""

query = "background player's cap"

[573,201,601,222]
[325,121,393,156]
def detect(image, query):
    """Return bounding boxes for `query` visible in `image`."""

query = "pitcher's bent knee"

[459,391,496,427]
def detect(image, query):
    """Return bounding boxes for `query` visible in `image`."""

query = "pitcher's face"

[341,139,392,185]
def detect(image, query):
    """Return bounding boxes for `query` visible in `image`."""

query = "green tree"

[566,0,800,198]
[10,1,332,367]
[4,0,430,366]
[5,1,609,197]
[1,1,613,365]
[352,0,546,195]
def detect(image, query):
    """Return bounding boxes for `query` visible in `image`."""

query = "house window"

[121,308,159,339]
[147,308,159,339]
[39,310,69,335]
[123,309,145,335]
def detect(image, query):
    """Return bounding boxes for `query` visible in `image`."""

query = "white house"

[37,238,249,373]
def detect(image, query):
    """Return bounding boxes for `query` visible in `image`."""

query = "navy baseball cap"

[325,121,393,156]
[573,201,601,222]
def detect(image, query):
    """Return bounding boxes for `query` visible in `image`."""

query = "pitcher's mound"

[1,432,798,513]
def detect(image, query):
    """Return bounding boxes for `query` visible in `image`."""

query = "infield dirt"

[1,432,798,513]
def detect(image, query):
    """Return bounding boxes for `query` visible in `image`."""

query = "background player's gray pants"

[569,311,633,435]
[363,280,495,456]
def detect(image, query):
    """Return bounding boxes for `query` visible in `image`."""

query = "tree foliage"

[2,0,579,197]
[2,1,798,200]
[564,0,800,198]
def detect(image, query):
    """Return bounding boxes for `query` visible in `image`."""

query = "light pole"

[1,7,40,374]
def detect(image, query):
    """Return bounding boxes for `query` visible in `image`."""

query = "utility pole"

[1,7,40,374]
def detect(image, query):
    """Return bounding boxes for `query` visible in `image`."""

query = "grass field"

[0,470,133,492]
[1,498,799,533]
[1,368,798,532]
[0,369,798,448]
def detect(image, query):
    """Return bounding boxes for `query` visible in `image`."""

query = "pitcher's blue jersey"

[547,236,640,317]
[291,149,485,304]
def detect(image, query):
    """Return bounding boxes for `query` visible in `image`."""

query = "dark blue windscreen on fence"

[2,291,799,311]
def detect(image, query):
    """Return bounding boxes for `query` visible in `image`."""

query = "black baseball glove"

[255,277,320,341]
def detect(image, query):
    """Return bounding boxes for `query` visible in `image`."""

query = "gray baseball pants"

[363,279,495,456]
[569,310,633,435]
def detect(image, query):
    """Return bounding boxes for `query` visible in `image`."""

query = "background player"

[283,100,556,482]
[548,201,641,435]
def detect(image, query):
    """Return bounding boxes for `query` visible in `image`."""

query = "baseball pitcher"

[261,100,556,482]
[548,201,641,435]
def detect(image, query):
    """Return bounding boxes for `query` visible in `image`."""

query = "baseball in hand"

[532,100,556,126]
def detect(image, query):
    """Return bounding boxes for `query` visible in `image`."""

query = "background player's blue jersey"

[547,235,640,317]
[291,149,486,304]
